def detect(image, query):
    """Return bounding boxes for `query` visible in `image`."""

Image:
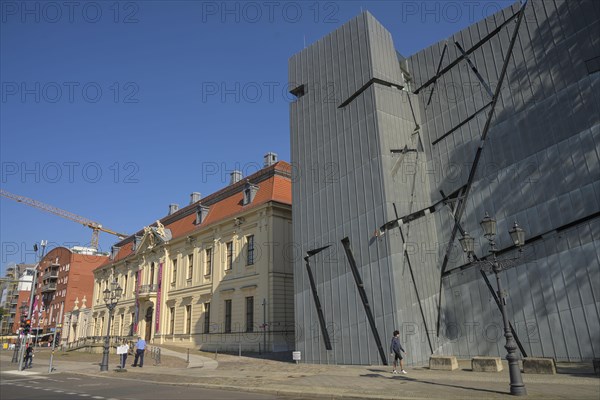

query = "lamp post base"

[508,358,527,396]
[510,385,527,396]
[100,347,109,372]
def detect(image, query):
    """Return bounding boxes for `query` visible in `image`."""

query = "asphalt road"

[0,371,305,400]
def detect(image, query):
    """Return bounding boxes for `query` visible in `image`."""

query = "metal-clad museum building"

[290,0,599,365]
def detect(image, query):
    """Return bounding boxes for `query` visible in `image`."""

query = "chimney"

[190,192,201,204]
[168,203,179,215]
[264,152,278,167]
[230,170,242,185]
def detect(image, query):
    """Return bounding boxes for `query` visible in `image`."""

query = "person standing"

[120,339,130,369]
[390,330,407,374]
[131,336,146,368]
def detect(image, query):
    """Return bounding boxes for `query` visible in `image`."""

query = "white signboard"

[116,345,129,355]
[292,351,301,361]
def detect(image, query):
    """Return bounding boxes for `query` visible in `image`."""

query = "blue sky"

[0,0,513,273]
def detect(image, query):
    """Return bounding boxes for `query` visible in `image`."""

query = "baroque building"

[91,155,294,352]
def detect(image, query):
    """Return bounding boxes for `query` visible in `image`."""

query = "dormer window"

[195,205,210,225]
[132,236,142,251]
[110,246,120,260]
[243,181,259,206]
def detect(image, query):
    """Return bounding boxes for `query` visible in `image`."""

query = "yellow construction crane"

[0,189,128,249]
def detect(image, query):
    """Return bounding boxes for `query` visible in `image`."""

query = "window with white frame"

[246,296,254,333]
[246,235,255,265]
[224,300,232,333]
[187,254,193,280]
[186,305,192,334]
[169,307,175,335]
[172,258,178,285]
[203,302,210,334]
[225,242,233,270]
[205,248,212,276]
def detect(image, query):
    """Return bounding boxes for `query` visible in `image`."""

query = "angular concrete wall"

[405,0,600,362]
[291,0,599,365]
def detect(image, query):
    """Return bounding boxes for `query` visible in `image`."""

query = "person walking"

[131,336,146,368]
[23,342,34,369]
[390,330,407,374]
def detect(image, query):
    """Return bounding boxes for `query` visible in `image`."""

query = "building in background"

[290,1,599,365]
[0,263,35,336]
[31,247,108,344]
[64,295,93,345]
[92,154,294,352]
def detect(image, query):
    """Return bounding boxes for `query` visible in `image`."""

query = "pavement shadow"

[554,364,599,379]
[398,376,508,396]
[361,373,389,378]
[195,349,295,363]
[365,369,508,396]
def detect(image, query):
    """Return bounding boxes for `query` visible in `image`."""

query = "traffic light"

[23,320,31,335]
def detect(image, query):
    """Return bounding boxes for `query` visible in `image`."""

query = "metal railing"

[63,335,136,352]
[42,270,59,280]
[149,346,161,365]
[139,284,158,295]
[41,282,57,292]
[49,336,162,368]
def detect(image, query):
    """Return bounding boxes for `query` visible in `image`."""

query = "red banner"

[155,262,163,332]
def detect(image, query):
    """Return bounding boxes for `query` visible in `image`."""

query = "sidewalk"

[2,348,598,400]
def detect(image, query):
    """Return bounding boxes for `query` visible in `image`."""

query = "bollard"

[215,348,218,360]
[239,343,241,357]
[151,347,161,365]
[187,348,190,364]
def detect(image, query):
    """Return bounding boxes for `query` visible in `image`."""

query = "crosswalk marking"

[0,378,123,400]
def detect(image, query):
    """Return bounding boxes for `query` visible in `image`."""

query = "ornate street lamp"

[459,213,527,396]
[100,281,122,372]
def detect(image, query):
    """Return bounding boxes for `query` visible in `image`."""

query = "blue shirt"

[390,336,405,354]
[136,338,146,350]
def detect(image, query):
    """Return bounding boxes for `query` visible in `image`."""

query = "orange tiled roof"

[97,161,292,269]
